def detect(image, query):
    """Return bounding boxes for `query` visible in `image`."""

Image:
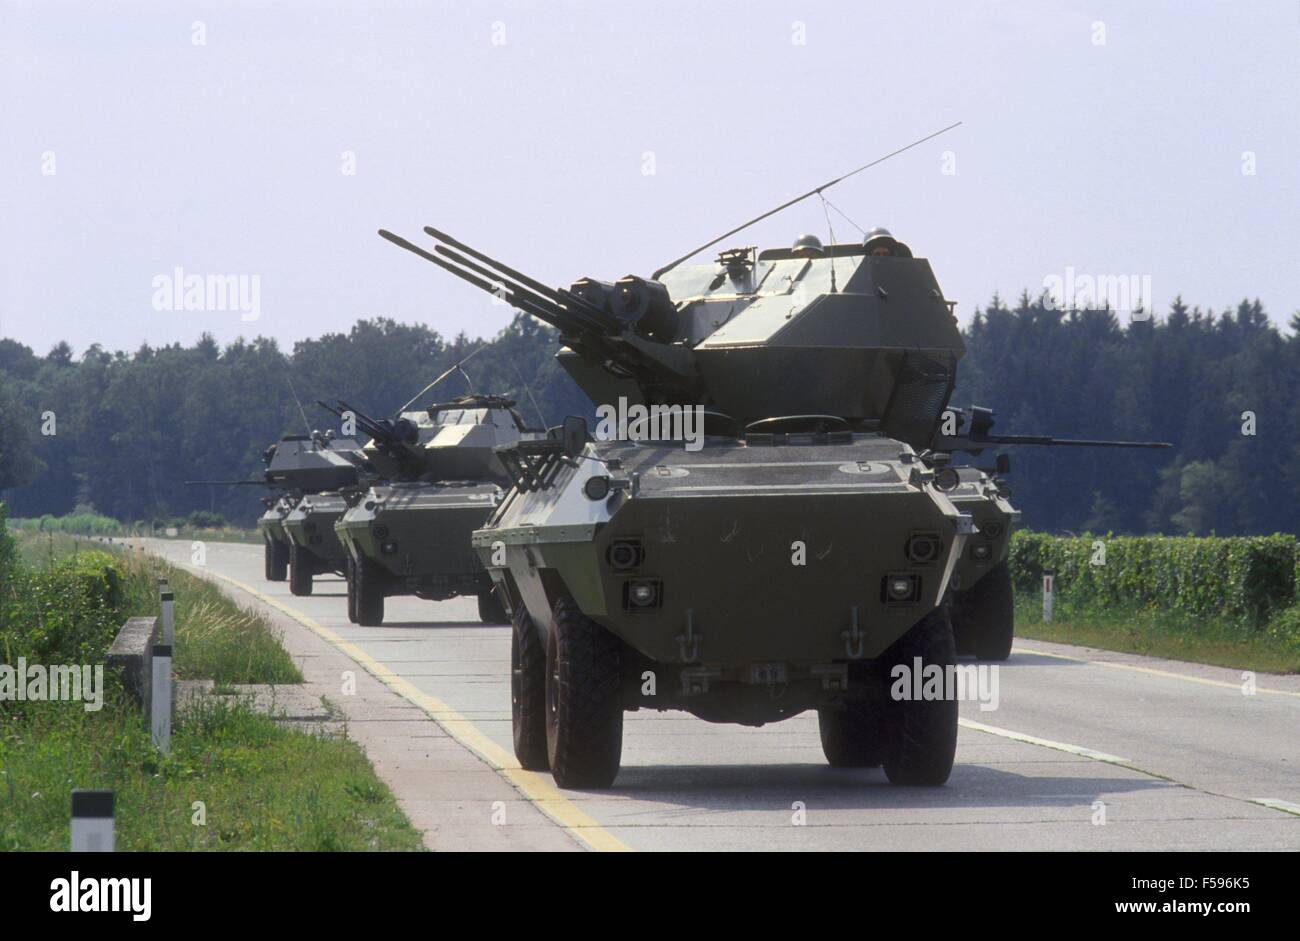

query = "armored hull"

[946,467,1019,660]
[476,432,972,725]
[257,497,292,545]
[336,480,501,599]
[283,492,349,594]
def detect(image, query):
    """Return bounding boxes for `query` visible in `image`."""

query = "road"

[137,539,1299,851]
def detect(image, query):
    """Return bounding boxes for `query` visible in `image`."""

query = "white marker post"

[152,643,172,752]
[71,790,114,852]
[159,585,175,645]
[1042,569,1055,624]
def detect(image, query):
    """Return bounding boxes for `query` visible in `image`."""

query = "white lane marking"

[959,718,1130,766]
[1011,645,1300,699]
[1250,798,1300,817]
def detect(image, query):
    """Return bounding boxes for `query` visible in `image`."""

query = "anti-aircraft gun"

[377,125,1168,790]
[324,392,543,626]
[187,431,364,582]
[916,404,1169,660]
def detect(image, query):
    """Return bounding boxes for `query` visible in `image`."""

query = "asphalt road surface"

[138,539,1299,851]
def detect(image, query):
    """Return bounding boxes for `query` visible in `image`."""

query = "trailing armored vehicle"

[377,132,1167,788]
[326,394,541,626]
[190,432,363,583]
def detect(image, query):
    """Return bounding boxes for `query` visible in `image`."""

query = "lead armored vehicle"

[380,218,1167,790]
[328,394,541,626]
[379,137,1166,787]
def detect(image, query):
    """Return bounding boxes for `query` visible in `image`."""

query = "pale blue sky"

[2,0,1297,357]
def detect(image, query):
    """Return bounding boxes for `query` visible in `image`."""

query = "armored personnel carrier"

[328,394,541,626]
[191,433,362,583]
[379,218,1166,789]
[377,129,1167,786]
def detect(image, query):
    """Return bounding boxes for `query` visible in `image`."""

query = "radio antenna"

[652,121,962,279]
[398,345,486,413]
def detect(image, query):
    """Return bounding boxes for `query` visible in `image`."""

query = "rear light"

[881,573,921,604]
[623,579,662,611]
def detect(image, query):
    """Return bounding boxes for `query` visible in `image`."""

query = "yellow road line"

[180,559,631,853]
[959,718,1131,766]
[1011,645,1300,698]
[1250,798,1300,817]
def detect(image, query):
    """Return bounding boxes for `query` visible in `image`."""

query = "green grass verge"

[2,517,423,851]
[1013,595,1300,674]
[0,697,423,851]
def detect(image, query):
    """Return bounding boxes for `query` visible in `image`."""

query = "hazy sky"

[2,0,1297,358]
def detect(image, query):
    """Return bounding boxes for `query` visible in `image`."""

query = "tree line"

[2,294,1296,535]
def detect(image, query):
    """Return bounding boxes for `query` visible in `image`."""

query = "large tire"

[288,543,313,596]
[511,609,550,771]
[264,538,289,582]
[952,561,1014,661]
[354,555,385,627]
[880,607,959,786]
[545,596,623,788]
[477,586,508,625]
[818,702,884,768]
[345,556,359,624]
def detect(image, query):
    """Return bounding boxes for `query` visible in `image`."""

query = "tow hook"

[841,605,865,659]
[677,609,702,662]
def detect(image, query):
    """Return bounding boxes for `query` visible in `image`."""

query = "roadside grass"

[2,521,424,851]
[12,532,300,685]
[1013,595,1300,674]
[0,696,423,851]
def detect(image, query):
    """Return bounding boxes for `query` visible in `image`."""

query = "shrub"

[1009,531,1297,628]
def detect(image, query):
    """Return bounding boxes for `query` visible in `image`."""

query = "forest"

[2,292,1296,535]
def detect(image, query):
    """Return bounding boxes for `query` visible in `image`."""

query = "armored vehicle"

[379,217,1167,789]
[190,433,362,583]
[328,394,541,626]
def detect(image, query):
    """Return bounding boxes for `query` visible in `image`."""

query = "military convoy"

[196,131,1166,791]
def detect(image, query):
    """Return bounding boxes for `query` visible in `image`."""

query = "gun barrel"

[184,479,271,486]
[378,230,575,333]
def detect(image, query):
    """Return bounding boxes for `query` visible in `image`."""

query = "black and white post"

[71,790,114,852]
[159,583,175,645]
[151,643,172,752]
[1042,569,1055,624]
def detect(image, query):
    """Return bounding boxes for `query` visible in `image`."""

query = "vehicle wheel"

[545,596,623,788]
[880,607,959,786]
[951,561,1014,661]
[354,555,385,627]
[264,538,289,582]
[818,702,884,768]
[288,543,313,596]
[511,609,550,771]
[345,556,359,624]
[477,586,508,625]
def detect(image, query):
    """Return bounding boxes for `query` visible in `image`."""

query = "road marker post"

[151,644,172,752]
[71,790,115,852]
[1042,569,1055,623]
[159,583,175,645]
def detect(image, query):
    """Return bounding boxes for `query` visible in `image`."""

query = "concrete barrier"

[106,616,158,713]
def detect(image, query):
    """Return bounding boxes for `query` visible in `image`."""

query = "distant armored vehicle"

[190,432,362,583]
[329,394,541,626]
